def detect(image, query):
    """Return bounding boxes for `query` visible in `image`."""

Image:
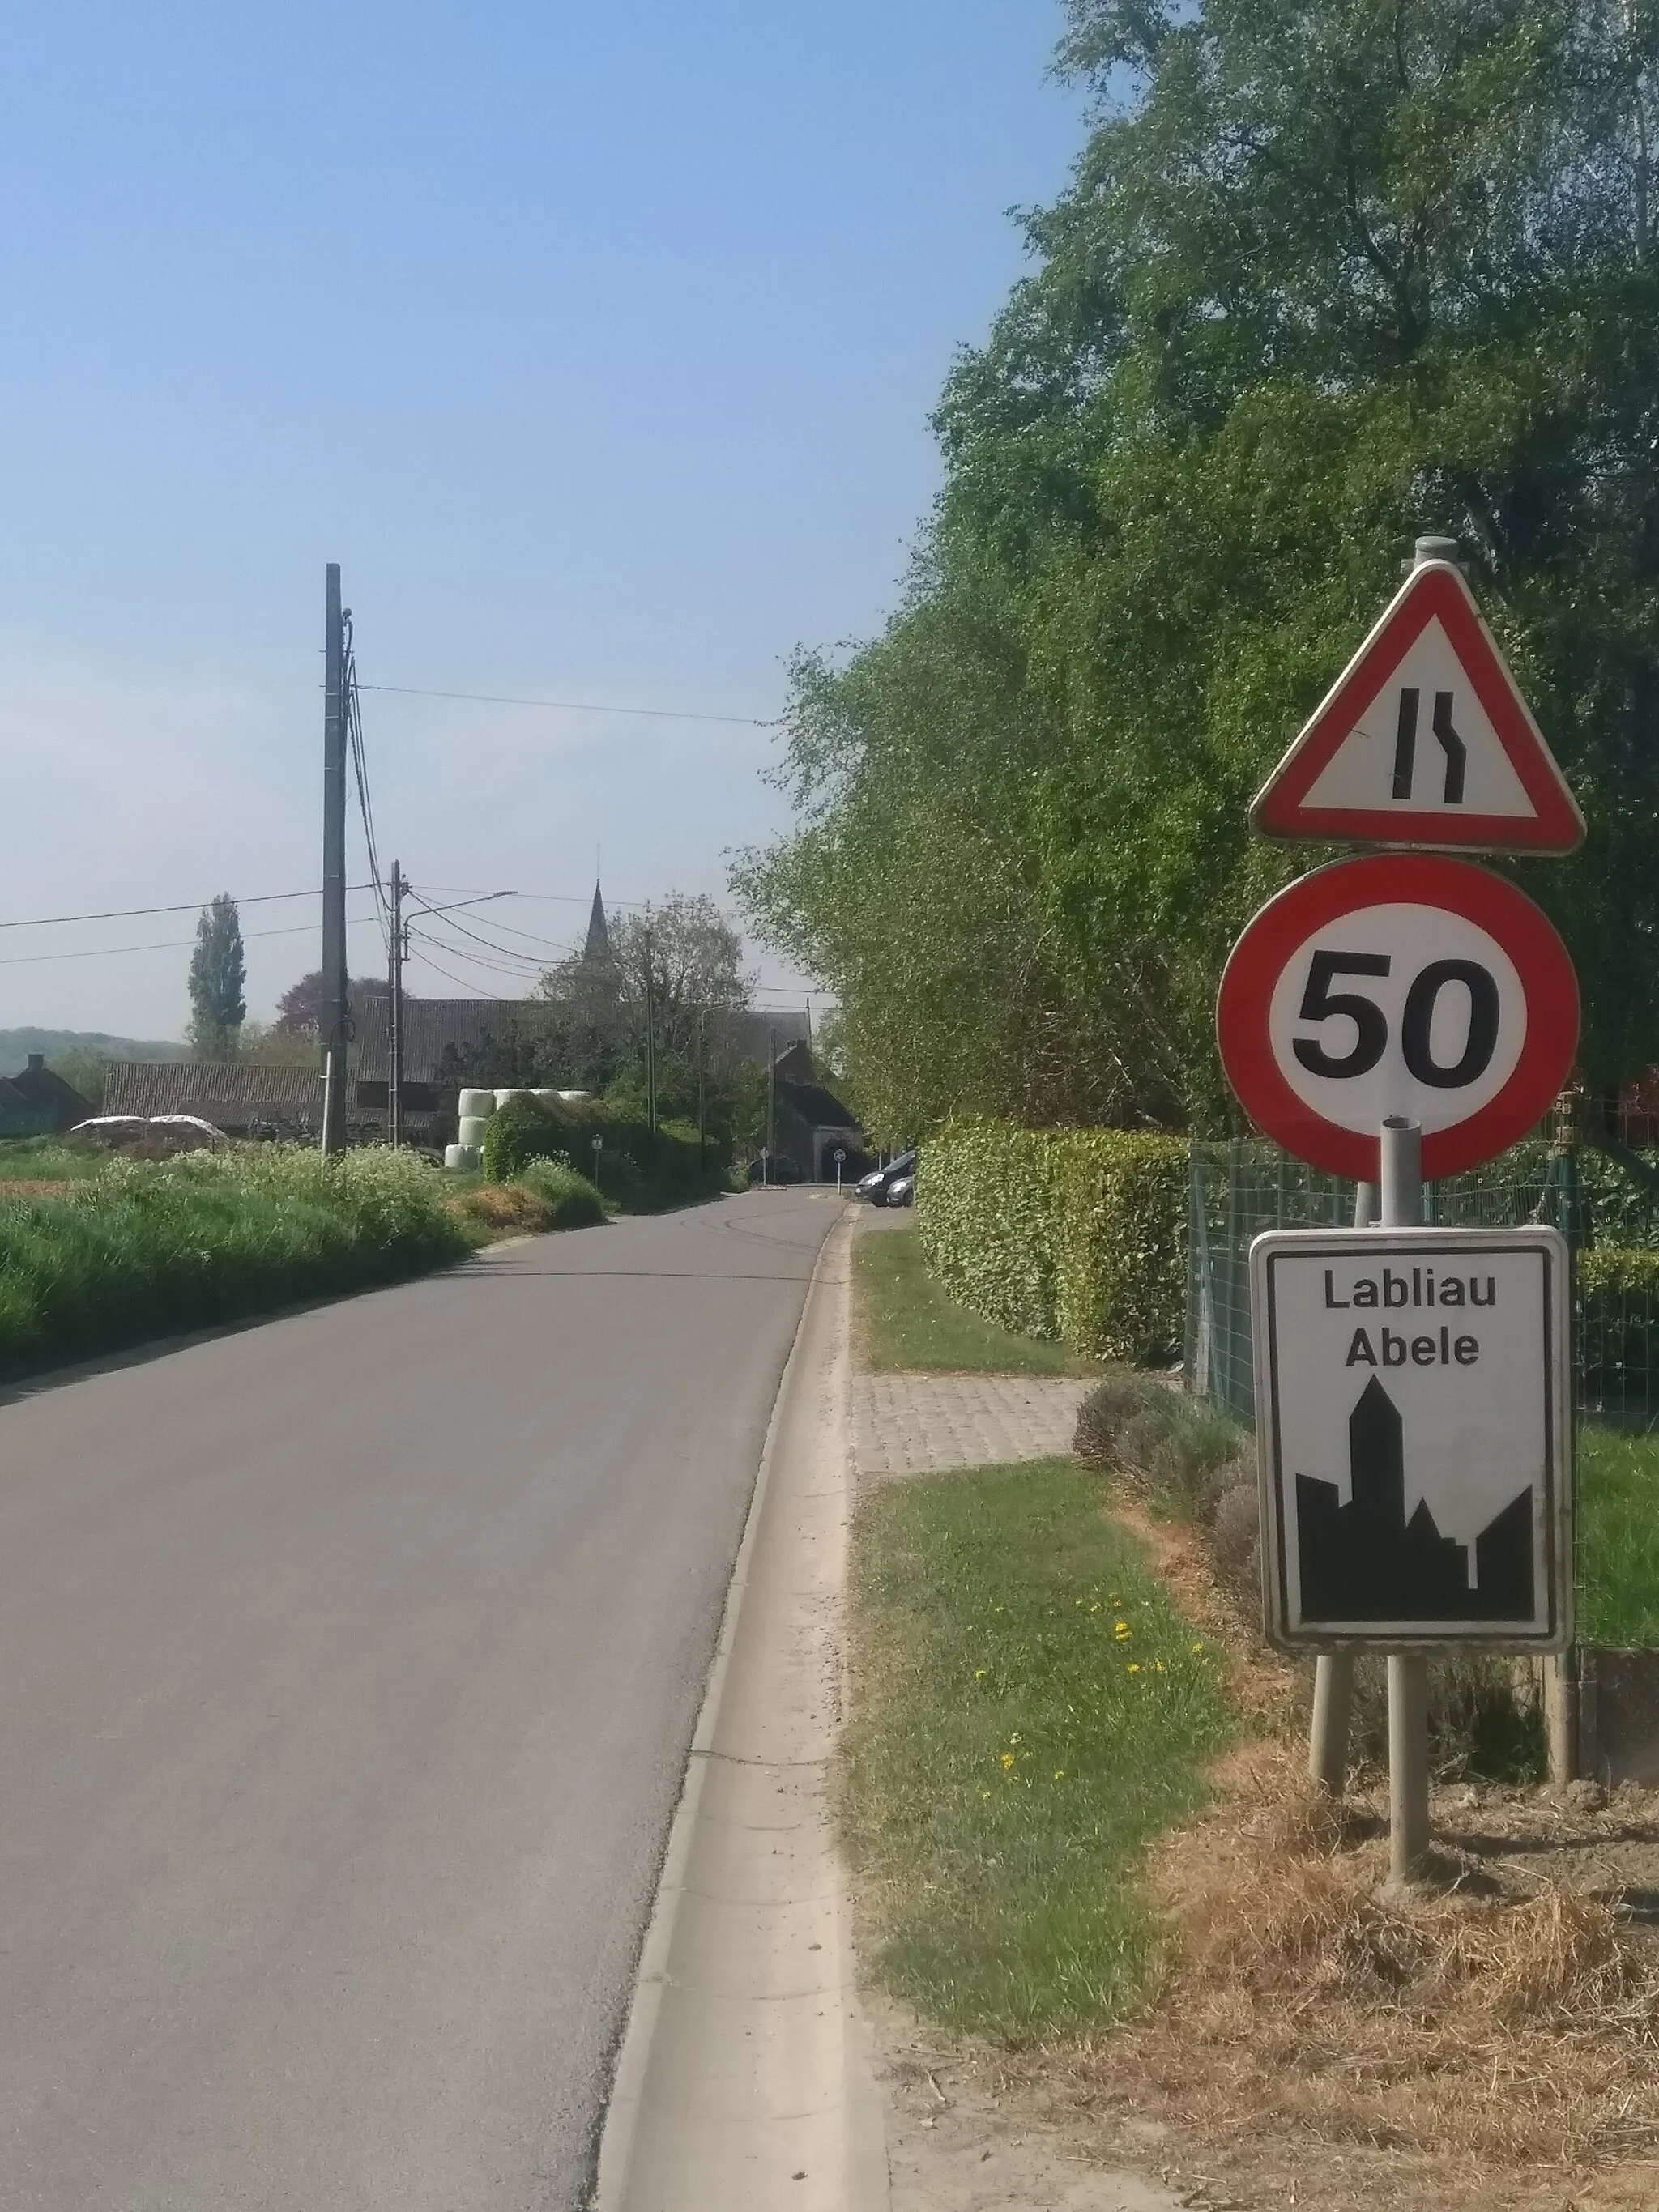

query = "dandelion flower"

[1191,1642,1205,1654]
[1052,1769,1066,1782]
[974,1667,988,1680]
[1000,1752,1015,1769]
[1127,1663,1141,1674]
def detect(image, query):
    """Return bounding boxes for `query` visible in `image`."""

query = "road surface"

[0,1185,840,2210]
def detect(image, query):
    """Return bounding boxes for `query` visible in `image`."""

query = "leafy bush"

[480,1091,713,1205]
[0,1144,467,1374]
[918,1119,1187,1364]
[517,1158,605,1227]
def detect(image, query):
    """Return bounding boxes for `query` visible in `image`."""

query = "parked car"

[883,1170,915,1208]
[856,1149,915,1204]
[745,1152,806,1187]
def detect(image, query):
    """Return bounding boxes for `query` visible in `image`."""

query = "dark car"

[856,1149,916,1205]
[884,1171,915,1208]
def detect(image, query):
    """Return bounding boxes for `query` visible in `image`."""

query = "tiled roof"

[352,999,570,1083]
[103,1062,324,1124]
[11,1062,93,1123]
[352,998,812,1081]
[777,1078,861,1132]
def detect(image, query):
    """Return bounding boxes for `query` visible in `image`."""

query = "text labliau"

[1323,1266,1495,1310]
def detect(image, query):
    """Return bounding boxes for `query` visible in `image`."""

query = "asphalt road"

[0,1185,841,2211]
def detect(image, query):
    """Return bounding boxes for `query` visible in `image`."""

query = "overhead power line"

[0,910,383,969]
[403,931,507,999]
[356,683,775,729]
[0,885,373,932]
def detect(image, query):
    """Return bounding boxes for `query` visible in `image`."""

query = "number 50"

[1293,952,1499,1089]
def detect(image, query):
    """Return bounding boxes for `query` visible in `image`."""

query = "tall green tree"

[737,0,1659,1140]
[187,894,246,1059]
[538,891,758,1132]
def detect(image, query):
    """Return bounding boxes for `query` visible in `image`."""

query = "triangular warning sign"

[1252,561,1584,854]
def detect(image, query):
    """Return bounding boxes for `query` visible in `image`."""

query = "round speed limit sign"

[1217,855,1579,1179]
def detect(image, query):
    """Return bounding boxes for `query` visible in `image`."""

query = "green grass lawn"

[855,1224,1100,1376]
[0,1144,471,1375]
[0,1136,112,1180]
[1578,1427,1659,1647]
[841,1457,1235,2042]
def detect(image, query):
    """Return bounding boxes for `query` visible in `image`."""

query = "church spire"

[583,880,611,963]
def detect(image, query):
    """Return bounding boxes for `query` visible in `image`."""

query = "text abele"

[1324,1266,1491,1371]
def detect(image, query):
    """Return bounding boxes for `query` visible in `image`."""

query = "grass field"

[0,1136,111,1182]
[0,1144,471,1375]
[841,1457,1235,2040]
[854,1223,1099,1377]
[1578,1427,1659,1646]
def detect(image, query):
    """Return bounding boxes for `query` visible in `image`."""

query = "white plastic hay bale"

[458,1089,496,1119]
[443,1144,467,1170]
[458,1116,491,1149]
[494,1088,532,1110]
[557,1089,591,1103]
[455,1144,481,1171]
[530,1089,561,1106]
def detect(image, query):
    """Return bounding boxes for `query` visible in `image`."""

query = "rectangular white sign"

[1250,1225,1571,1651]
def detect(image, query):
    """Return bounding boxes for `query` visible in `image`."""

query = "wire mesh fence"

[1187,1138,1659,1430]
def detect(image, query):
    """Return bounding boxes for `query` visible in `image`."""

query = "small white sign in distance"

[1250,1226,1571,1651]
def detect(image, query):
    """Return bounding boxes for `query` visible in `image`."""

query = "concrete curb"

[594,1214,887,2212]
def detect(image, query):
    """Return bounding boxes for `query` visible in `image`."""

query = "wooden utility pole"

[697,1002,706,1170]
[388,861,407,1149]
[320,563,348,1157]
[766,1025,776,1185]
[644,914,657,1138]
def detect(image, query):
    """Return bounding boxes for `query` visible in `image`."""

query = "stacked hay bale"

[444,1088,497,1171]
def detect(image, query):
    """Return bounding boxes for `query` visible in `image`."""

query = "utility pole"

[643,914,657,1140]
[387,861,407,1149]
[766,1025,776,1186]
[697,1002,706,1170]
[320,563,349,1157]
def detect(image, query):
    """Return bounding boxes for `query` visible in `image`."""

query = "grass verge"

[841,1456,1235,2040]
[0,1137,109,1182]
[0,1144,471,1375]
[1579,1426,1659,1647]
[855,1224,1101,1376]
[445,1160,607,1238]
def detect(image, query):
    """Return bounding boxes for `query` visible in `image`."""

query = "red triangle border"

[1251,565,1584,855]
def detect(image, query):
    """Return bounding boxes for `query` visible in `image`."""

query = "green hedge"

[1579,1246,1659,1410]
[480,1093,712,1204]
[917,1119,1187,1365]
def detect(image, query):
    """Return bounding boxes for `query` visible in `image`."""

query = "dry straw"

[1087,1748,1659,2176]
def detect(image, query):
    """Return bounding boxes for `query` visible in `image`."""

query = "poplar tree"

[188,893,247,1059]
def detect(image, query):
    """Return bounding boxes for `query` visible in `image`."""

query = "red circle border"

[1215,855,1580,1180]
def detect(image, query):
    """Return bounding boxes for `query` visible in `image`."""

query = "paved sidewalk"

[851,1371,1093,1483]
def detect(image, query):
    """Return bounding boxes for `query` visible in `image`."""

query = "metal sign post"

[1221,535,1586,1874]
[1380,1117,1429,1882]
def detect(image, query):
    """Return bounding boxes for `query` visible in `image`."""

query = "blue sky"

[0,2,1081,1034]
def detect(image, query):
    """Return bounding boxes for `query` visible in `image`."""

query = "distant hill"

[0,1028,188,1078]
